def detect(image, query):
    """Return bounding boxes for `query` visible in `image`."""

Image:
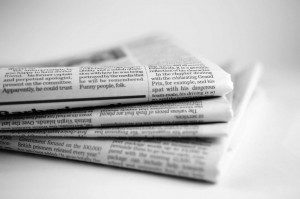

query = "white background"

[0,1,299,198]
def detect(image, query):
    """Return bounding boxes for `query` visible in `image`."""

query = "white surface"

[0,1,299,198]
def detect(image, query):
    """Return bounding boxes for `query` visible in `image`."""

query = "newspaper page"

[217,63,262,174]
[0,136,224,182]
[0,96,232,130]
[0,64,259,182]
[0,36,233,114]
[0,123,229,138]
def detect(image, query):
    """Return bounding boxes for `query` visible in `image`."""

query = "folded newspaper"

[0,35,261,182]
[0,96,232,130]
[0,35,232,114]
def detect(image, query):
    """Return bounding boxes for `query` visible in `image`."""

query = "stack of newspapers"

[0,35,261,182]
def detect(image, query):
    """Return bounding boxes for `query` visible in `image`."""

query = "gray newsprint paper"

[0,96,232,130]
[0,136,224,182]
[0,63,261,182]
[0,123,229,138]
[0,36,232,113]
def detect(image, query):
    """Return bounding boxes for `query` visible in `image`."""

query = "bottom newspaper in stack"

[0,64,261,182]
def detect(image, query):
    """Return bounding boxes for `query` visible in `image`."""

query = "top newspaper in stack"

[0,35,233,114]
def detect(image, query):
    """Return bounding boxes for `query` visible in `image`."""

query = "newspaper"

[0,64,260,182]
[217,63,262,173]
[0,36,232,114]
[0,136,224,182]
[0,124,229,138]
[0,96,232,131]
